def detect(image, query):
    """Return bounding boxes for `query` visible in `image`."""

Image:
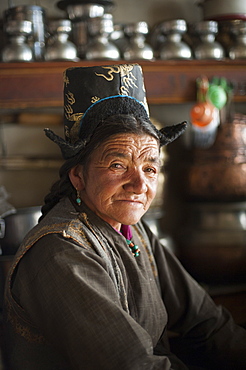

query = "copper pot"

[185,114,246,201]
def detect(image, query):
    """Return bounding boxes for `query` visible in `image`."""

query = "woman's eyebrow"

[148,156,162,167]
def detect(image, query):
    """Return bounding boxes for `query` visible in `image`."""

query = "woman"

[3,64,246,370]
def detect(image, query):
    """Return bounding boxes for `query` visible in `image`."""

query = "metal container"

[229,20,246,59]
[86,14,120,60]
[159,19,192,60]
[216,20,239,56]
[65,3,105,20]
[123,22,154,60]
[2,20,33,62]
[193,21,225,59]
[109,23,128,58]
[58,3,106,59]
[45,19,78,61]
[4,5,46,60]
[0,206,41,255]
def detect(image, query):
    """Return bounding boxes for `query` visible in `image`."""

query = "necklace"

[126,239,140,257]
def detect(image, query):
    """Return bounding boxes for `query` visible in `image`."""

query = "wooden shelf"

[0,60,246,109]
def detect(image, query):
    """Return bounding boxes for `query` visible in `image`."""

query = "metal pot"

[4,5,46,60]
[159,20,192,60]
[45,20,78,61]
[0,206,41,255]
[2,20,33,63]
[59,3,107,59]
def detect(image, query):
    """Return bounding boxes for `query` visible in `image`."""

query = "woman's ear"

[68,165,85,190]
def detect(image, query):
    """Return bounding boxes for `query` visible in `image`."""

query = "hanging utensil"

[208,76,227,110]
[190,76,220,148]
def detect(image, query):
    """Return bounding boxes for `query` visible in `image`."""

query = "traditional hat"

[45,63,187,159]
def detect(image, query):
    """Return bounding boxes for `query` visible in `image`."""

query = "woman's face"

[73,133,160,231]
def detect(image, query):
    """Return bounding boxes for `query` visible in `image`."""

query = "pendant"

[126,239,140,257]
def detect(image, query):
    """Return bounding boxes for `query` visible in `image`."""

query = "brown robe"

[3,197,246,369]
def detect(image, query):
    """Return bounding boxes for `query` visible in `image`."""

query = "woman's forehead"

[102,133,159,148]
[96,133,160,161]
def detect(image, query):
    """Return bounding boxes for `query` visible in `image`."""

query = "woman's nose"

[123,170,148,194]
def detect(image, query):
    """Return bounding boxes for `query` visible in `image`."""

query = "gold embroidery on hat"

[95,64,135,81]
[64,102,73,115]
[64,89,83,141]
[95,65,139,97]
[63,71,69,87]
[91,96,100,104]
[64,92,75,125]
[95,65,123,81]
[66,91,75,105]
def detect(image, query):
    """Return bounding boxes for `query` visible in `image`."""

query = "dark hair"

[40,114,160,219]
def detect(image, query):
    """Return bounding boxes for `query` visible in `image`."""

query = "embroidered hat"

[44,63,187,159]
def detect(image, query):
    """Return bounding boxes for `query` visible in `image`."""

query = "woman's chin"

[116,211,146,226]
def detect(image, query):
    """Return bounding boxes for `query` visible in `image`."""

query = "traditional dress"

[3,197,246,369]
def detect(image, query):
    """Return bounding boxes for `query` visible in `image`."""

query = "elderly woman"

[3,64,246,370]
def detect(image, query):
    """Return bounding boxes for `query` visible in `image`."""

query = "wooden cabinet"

[0,60,246,109]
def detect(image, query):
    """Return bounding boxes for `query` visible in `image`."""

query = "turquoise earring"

[76,189,82,206]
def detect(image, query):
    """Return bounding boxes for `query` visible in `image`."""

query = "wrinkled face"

[74,133,160,231]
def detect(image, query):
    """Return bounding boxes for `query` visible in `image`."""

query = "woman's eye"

[145,167,156,173]
[110,163,124,169]
[145,167,158,174]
